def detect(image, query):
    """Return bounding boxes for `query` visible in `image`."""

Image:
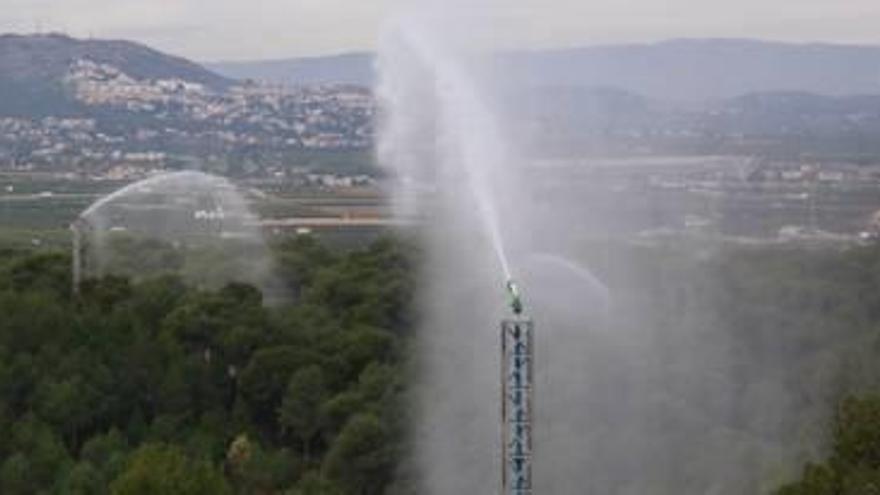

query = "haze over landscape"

[6,0,880,59]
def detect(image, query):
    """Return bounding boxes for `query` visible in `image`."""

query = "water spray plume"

[381,15,513,283]
[72,171,284,302]
[379,3,828,493]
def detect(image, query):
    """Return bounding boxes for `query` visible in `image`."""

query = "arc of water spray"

[79,171,227,219]
[389,18,514,284]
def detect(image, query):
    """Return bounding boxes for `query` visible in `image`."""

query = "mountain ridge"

[208,38,880,101]
[0,33,230,87]
[0,33,231,116]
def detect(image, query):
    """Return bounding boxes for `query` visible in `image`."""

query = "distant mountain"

[713,91,880,135]
[507,39,880,101]
[0,33,231,116]
[503,87,880,158]
[209,39,880,101]
[506,86,652,132]
[208,53,374,87]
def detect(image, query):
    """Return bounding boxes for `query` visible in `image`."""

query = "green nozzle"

[506,280,524,315]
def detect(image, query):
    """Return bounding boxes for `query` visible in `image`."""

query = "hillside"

[0,33,231,116]
[209,53,374,87]
[507,39,880,101]
[210,39,880,101]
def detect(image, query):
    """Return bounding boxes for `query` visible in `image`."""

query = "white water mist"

[378,6,610,494]
[378,4,822,494]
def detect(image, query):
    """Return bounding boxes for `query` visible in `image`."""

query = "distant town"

[0,57,373,180]
[7,34,880,247]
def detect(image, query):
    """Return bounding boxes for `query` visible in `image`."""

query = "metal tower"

[502,281,533,495]
[70,217,95,295]
[71,218,85,294]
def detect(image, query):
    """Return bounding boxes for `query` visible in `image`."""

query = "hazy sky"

[3,0,880,61]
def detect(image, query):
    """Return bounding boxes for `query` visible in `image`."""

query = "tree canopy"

[0,236,413,494]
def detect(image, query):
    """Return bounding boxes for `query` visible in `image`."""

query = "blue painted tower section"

[502,317,534,495]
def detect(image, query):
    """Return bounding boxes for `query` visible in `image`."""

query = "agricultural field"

[0,173,390,250]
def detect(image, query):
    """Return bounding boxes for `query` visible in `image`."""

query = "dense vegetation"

[777,395,880,494]
[0,236,414,494]
[9,230,880,493]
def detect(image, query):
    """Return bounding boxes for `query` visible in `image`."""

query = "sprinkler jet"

[506,279,524,315]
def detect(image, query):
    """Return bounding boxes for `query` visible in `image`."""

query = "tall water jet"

[72,171,284,301]
[378,11,517,283]
[378,7,571,494]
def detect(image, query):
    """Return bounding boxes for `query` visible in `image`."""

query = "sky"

[3,0,880,61]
